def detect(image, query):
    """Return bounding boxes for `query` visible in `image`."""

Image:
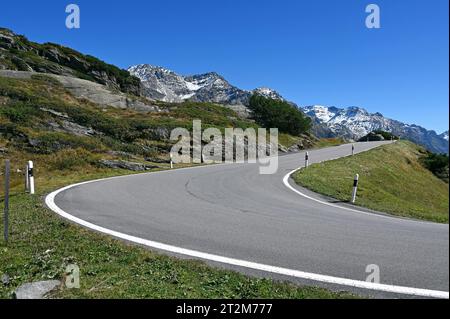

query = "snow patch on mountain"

[303,105,449,154]
[252,87,285,101]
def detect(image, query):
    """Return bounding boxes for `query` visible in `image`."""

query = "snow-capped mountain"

[252,87,285,101]
[440,130,449,141]
[128,64,295,114]
[303,105,449,154]
[129,64,268,107]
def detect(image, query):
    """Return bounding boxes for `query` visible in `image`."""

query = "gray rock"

[40,108,70,119]
[147,127,171,140]
[1,273,10,285]
[287,144,301,153]
[60,120,96,137]
[99,159,158,171]
[14,280,60,299]
[278,144,288,153]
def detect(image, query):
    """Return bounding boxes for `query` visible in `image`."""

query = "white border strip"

[283,167,405,221]
[45,176,449,299]
[282,142,431,222]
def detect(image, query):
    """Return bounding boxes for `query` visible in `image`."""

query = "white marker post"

[351,174,359,203]
[305,152,309,168]
[28,161,35,195]
[25,163,30,192]
[170,153,173,169]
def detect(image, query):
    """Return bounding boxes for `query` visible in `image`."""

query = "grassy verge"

[313,138,346,149]
[0,169,355,299]
[293,141,449,223]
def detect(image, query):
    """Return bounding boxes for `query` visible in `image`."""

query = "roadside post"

[352,144,355,156]
[28,161,35,195]
[25,162,29,192]
[305,152,309,168]
[3,160,10,243]
[170,153,173,169]
[351,174,359,203]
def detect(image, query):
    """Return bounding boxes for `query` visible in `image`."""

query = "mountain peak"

[128,64,284,107]
[252,87,285,101]
[303,105,448,154]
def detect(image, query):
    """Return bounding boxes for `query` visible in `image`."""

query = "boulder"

[14,280,61,299]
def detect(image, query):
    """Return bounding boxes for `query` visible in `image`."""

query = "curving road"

[47,142,449,298]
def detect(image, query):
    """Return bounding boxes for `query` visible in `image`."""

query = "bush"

[248,95,311,136]
[29,132,104,154]
[422,152,449,183]
[0,102,41,123]
[359,131,399,142]
[373,130,399,140]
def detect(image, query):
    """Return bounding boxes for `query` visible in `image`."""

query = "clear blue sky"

[1,0,448,133]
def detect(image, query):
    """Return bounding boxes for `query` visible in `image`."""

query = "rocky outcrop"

[0,70,160,112]
[99,159,159,171]
[14,280,61,299]
[0,28,141,95]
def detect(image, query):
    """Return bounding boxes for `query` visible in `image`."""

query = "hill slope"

[293,141,449,223]
[0,28,141,95]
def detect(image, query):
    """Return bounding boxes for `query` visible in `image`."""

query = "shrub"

[0,102,41,123]
[421,152,449,183]
[248,94,311,136]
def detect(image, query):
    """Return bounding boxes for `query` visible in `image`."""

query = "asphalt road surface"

[48,141,449,298]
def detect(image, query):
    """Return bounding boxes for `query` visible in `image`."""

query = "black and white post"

[4,159,10,243]
[305,152,309,168]
[352,144,355,156]
[170,153,173,169]
[28,160,35,195]
[351,174,359,203]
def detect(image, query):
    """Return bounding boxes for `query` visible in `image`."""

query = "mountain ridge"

[129,63,448,154]
[128,64,286,107]
[303,105,448,154]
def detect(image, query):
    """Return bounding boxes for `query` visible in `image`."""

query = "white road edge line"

[45,176,449,299]
[282,166,408,221]
[282,142,428,222]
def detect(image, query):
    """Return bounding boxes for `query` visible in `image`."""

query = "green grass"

[0,169,355,299]
[314,138,345,149]
[293,141,449,223]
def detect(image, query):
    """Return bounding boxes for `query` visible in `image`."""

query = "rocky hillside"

[0,28,141,95]
[303,105,449,154]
